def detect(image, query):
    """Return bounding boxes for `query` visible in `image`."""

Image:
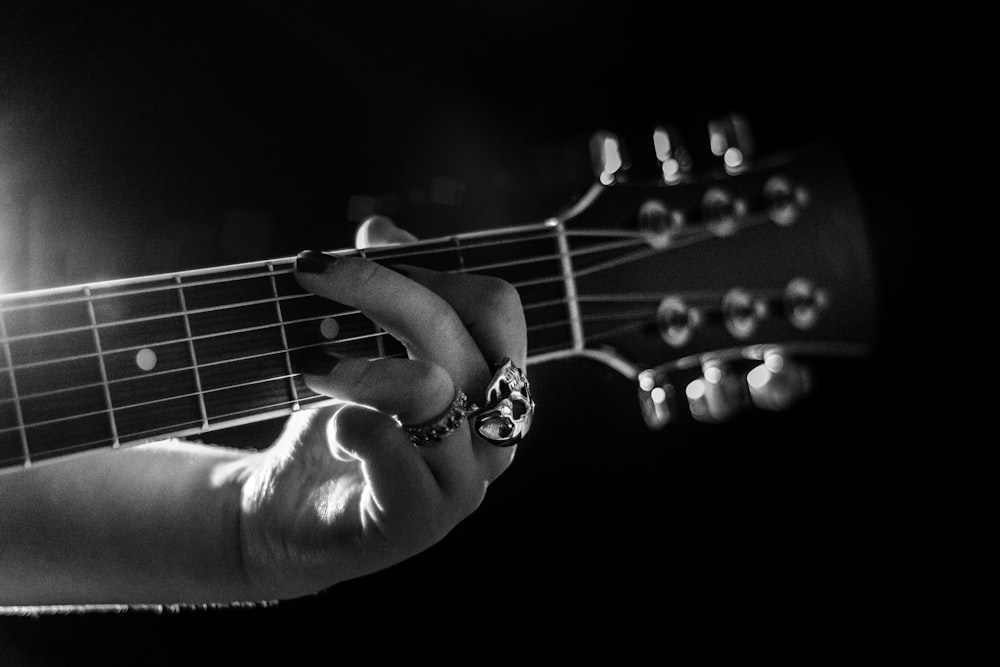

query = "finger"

[393,265,528,386]
[391,267,526,474]
[326,404,442,530]
[304,353,479,497]
[355,215,418,248]
[294,252,490,392]
[302,354,453,425]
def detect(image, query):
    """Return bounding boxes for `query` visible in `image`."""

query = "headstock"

[553,115,875,427]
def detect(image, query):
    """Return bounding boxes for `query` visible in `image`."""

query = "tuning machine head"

[746,350,812,411]
[590,130,629,185]
[637,369,677,429]
[652,124,692,184]
[709,114,754,175]
[684,360,751,423]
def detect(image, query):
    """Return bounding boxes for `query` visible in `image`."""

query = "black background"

[1,2,938,662]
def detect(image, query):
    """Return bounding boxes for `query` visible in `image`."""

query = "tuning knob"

[652,124,692,184]
[746,350,812,411]
[685,360,750,423]
[638,369,677,429]
[708,114,754,174]
[590,130,628,185]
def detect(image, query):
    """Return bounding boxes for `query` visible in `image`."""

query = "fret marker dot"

[136,348,157,372]
[320,317,340,340]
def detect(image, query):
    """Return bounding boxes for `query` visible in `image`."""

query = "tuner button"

[657,296,702,348]
[784,277,829,330]
[722,288,767,339]
[747,350,812,411]
[764,176,810,226]
[638,369,677,429]
[638,199,686,247]
[590,130,628,185]
[685,360,750,423]
[701,187,746,237]
[652,124,692,184]
[708,114,754,174]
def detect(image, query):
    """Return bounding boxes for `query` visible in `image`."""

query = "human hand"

[235,216,528,599]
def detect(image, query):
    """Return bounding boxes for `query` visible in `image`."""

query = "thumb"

[354,215,419,248]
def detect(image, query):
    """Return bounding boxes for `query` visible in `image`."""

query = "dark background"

[1,2,938,662]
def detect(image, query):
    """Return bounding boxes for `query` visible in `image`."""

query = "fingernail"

[301,352,341,375]
[295,250,337,273]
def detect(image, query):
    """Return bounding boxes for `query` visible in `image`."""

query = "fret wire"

[553,219,584,352]
[0,307,30,464]
[176,276,210,429]
[268,262,300,411]
[85,286,120,447]
[359,248,387,361]
[453,237,466,271]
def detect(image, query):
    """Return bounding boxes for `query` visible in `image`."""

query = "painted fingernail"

[301,352,341,375]
[295,250,337,273]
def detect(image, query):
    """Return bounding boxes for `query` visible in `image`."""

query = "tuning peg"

[638,369,677,429]
[708,114,754,174]
[684,360,750,423]
[590,130,628,185]
[746,350,812,411]
[652,124,692,184]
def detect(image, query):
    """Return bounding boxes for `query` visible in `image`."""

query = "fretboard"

[0,222,590,470]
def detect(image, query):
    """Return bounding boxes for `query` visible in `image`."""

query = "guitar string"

[0,210,758,352]
[0,284,751,403]
[0,335,577,467]
[0,234,649,345]
[0,219,742,360]
[0,229,565,308]
[0,299,746,435]
[0,227,642,313]
[0,210,762,329]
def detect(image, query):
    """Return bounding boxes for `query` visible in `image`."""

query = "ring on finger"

[404,386,479,447]
[472,357,535,447]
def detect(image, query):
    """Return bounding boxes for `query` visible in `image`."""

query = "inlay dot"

[136,347,157,372]
[320,317,340,340]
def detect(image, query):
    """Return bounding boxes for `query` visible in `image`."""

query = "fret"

[175,276,210,429]
[267,262,300,411]
[84,287,120,446]
[2,290,116,463]
[452,236,466,271]
[553,219,584,351]
[358,248,387,361]
[0,306,30,466]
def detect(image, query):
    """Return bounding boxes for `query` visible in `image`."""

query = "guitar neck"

[0,222,584,470]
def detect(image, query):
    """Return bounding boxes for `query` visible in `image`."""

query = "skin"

[0,216,527,607]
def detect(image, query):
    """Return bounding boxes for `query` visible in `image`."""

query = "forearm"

[0,440,261,607]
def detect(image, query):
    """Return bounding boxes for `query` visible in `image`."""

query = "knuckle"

[337,256,381,290]
[409,360,453,397]
[480,276,522,310]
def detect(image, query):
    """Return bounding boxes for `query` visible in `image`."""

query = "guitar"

[0,132,876,471]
